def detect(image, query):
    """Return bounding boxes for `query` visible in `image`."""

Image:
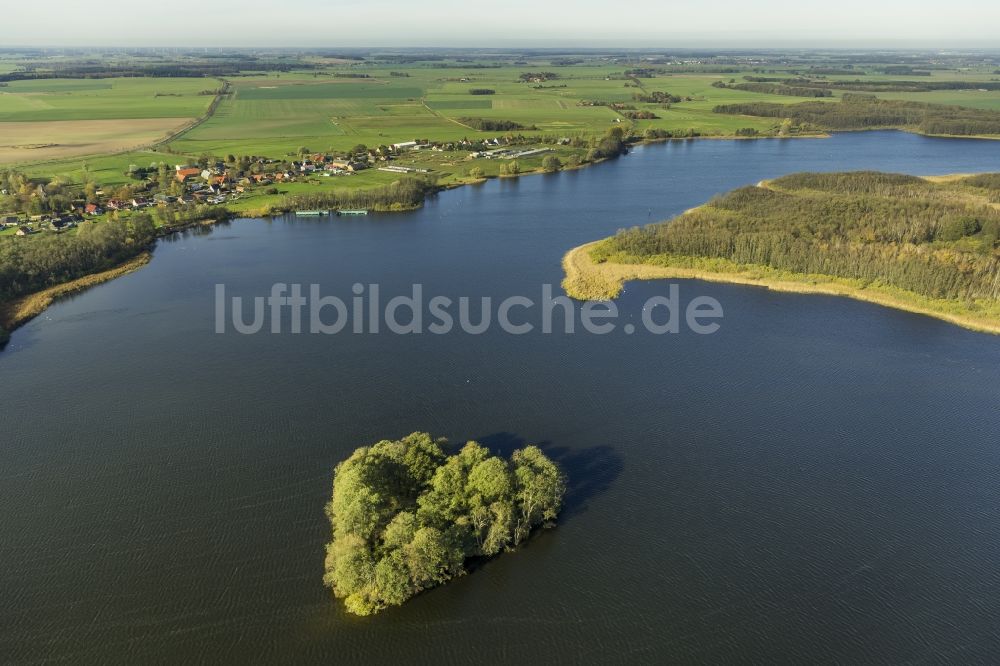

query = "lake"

[2,131,1000,663]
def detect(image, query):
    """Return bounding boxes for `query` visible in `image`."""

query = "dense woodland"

[714,96,1000,136]
[601,172,1000,303]
[0,215,157,302]
[324,433,565,616]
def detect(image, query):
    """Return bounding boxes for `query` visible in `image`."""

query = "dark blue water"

[2,132,1000,663]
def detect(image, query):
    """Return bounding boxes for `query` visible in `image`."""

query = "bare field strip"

[0,118,195,163]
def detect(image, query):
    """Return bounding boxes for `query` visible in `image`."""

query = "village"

[0,133,557,236]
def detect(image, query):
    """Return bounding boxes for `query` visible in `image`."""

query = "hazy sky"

[3,0,1000,48]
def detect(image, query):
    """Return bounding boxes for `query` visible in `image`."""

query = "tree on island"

[323,432,565,616]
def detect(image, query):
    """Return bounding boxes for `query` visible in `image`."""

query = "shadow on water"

[477,432,623,520]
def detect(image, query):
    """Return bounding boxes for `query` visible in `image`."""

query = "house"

[106,199,126,210]
[84,203,103,215]
[1,214,19,225]
[175,168,202,183]
[392,140,418,150]
[16,226,32,236]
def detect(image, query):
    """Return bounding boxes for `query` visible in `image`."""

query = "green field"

[0,76,217,166]
[168,67,803,160]
[0,77,214,121]
[5,54,1000,188]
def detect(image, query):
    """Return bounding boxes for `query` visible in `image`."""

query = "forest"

[714,96,1000,136]
[599,171,1000,303]
[323,433,565,616]
[0,214,158,303]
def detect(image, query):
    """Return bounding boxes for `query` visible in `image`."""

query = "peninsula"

[563,172,1000,334]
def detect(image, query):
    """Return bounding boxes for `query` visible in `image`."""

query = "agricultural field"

[0,77,214,164]
[4,52,1000,188]
[0,118,196,164]
[874,89,1000,111]
[169,66,801,160]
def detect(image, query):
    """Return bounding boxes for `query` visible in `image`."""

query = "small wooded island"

[324,432,565,616]
[563,171,1000,334]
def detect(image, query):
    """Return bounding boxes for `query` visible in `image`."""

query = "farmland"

[0,51,998,181]
[0,77,214,164]
[169,68,790,158]
[0,118,196,163]
[2,49,1000,194]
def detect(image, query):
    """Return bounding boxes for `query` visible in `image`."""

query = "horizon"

[3,44,1000,52]
[4,0,1000,49]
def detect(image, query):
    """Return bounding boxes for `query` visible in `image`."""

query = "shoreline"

[0,252,152,344]
[561,241,1000,336]
[3,134,997,346]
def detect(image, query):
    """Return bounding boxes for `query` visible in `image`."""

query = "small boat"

[295,210,327,216]
[337,209,368,216]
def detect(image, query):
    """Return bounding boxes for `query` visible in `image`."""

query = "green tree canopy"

[324,433,565,616]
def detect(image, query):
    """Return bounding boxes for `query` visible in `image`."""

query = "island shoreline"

[561,241,1000,336]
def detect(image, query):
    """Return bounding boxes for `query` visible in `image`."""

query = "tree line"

[713,96,1000,136]
[741,75,1000,94]
[278,176,439,212]
[0,215,156,302]
[632,91,683,104]
[713,80,833,97]
[0,60,309,81]
[457,117,532,131]
[324,433,565,616]
[602,171,1000,302]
